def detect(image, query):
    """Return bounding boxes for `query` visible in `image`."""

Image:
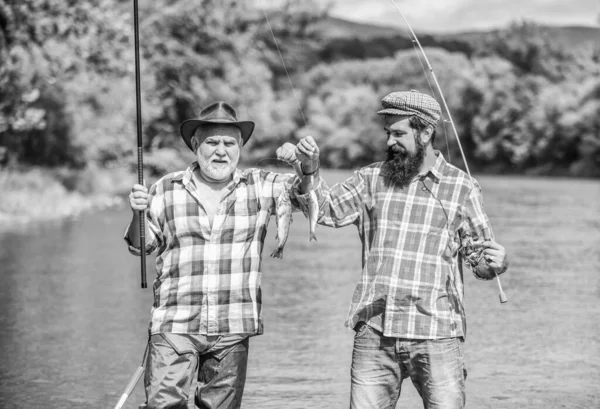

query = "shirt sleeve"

[458,178,497,280]
[123,182,163,256]
[291,169,367,228]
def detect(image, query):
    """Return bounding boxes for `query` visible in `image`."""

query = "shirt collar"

[418,151,445,183]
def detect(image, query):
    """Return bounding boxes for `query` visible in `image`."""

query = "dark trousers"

[140,333,249,409]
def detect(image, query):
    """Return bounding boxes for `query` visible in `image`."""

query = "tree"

[476,21,576,82]
[0,0,131,167]
[139,0,325,168]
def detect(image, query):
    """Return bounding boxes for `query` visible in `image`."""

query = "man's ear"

[191,136,199,152]
[419,126,434,145]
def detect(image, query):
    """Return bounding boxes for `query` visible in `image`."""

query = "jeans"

[140,333,249,409]
[350,323,466,409]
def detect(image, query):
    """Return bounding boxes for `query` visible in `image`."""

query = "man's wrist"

[301,161,320,176]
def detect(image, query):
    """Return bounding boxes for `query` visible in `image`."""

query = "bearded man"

[125,101,296,409]
[277,90,509,409]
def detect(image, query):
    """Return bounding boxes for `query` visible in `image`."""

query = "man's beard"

[382,140,426,188]
[197,154,239,182]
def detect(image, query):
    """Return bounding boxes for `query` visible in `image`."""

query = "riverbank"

[0,166,131,231]
[2,162,598,232]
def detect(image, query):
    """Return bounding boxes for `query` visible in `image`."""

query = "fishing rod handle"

[494,270,507,303]
[114,365,145,409]
[138,146,147,289]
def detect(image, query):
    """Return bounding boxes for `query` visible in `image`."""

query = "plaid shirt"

[295,152,495,339]
[125,162,293,336]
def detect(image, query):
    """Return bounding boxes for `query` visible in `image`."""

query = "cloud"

[330,0,600,32]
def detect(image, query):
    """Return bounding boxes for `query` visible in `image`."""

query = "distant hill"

[315,16,402,39]
[317,16,600,49]
[449,25,600,49]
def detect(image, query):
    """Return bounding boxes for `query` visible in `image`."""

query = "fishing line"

[420,178,467,324]
[409,39,453,162]
[262,9,311,132]
[386,0,473,187]
[387,0,507,304]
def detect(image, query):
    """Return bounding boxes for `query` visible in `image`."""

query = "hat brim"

[376,108,415,117]
[180,119,255,151]
[376,108,438,127]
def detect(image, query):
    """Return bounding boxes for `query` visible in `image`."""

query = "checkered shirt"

[124,162,293,336]
[294,152,494,339]
[377,90,441,127]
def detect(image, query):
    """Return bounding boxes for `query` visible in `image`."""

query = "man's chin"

[203,164,235,181]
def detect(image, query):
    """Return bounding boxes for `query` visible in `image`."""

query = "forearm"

[126,210,149,249]
[297,170,318,194]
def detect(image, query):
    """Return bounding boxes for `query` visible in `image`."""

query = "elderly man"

[277,90,509,409]
[126,101,295,409]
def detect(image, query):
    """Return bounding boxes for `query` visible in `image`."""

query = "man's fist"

[129,183,149,212]
[295,136,320,174]
[276,143,297,164]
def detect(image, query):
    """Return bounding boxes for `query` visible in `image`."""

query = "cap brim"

[180,119,255,150]
[376,108,415,116]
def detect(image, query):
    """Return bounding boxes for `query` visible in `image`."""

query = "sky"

[328,0,600,33]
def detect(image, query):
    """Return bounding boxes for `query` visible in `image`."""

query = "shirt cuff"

[290,175,322,214]
[123,222,158,256]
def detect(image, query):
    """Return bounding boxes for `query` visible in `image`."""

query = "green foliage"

[476,21,582,81]
[0,0,131,167]
[0,2,598,182]
[319,34,474,63]
[136,0,323,170]
[300,49,476,168]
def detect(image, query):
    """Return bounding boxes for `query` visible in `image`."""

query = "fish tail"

[270,248,283,259]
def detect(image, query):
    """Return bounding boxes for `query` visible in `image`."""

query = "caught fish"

[270,187,293,259]
[292,160,318,241]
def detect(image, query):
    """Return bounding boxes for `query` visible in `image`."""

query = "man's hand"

[276,142,297,164]
[479,240,509,273]
[276,136,320,173]
[129,183,149,212]
[295,136,320,174]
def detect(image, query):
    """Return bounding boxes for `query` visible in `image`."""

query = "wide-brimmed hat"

[180,101,255,150]
[377,90,441,127]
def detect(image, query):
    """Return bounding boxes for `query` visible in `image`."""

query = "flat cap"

[377,90,441,127]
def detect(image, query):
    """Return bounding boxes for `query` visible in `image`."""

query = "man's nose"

[215,143,226,155]
[387,135,397,147]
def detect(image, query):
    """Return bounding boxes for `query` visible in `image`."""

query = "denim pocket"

[354,322,372,337]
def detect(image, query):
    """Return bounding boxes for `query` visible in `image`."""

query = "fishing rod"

[387,0,507,303]
[112,3,149,407]
[114,344,149,409]
[133,0,147,289]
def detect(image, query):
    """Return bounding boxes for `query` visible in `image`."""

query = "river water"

[0,172,599,408]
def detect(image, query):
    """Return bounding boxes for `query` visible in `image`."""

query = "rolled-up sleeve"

[458,178,500,280]
[291,169,367,228]
[123,183,163,256]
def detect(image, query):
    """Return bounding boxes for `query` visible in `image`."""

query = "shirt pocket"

[226,198,260,243]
